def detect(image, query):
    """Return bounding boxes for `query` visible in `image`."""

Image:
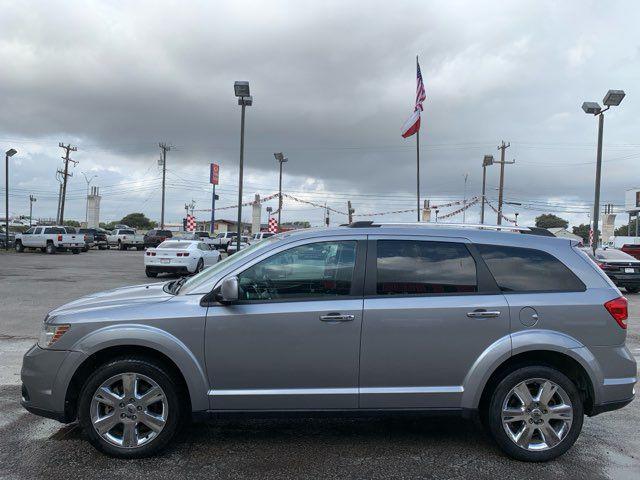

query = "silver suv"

[21,224,636,461]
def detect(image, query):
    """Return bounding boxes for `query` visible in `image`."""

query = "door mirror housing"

[217,276,239,304]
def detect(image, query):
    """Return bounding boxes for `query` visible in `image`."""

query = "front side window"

[24,227,35,234]
[477,244,585,292]
[376,240,477,295]
[237,241,357,301]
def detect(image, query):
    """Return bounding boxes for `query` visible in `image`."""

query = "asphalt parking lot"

[0,249,639,479]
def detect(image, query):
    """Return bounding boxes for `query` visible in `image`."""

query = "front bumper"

[20,344,85,423]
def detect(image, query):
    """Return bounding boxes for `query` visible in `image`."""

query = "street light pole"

[234,81,252,253]
[582,90,625,254]
[274,152,288,230]
[480,155,493,224]
[5,149,17,250]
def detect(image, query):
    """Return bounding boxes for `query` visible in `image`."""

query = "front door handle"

[320,313,355,322]
[466,309,501,318]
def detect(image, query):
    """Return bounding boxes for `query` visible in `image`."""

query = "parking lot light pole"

[5,148,17,250]
[234,81,252,253]
[582,89,625,254]
[274,152,288,230]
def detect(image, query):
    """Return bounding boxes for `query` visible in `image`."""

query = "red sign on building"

[210,163,220,185]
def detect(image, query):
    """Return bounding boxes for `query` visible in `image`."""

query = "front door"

[360,237,509,409]
[205,237,366,410]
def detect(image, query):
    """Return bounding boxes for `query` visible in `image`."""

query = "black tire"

[78,357,184,458]
[136,246,144,251]
[195,259,204,274]
[98,245,106,250]
[82,246,89,252]
[45,242,56,254]
[118,241,125,251]
[625,286,639,294]
[15,241,24,253]
[487,365,583,462]
[145,267,158,278]
[72,249,80,254]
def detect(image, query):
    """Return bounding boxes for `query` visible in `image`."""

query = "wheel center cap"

[126,404,137,414]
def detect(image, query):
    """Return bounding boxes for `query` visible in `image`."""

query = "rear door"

[205,236,366,410]
[360,236,509,409]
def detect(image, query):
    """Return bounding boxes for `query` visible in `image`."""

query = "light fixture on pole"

[480,155,493,224]
[234,81,253,253]
[273,152,288,230]
[4,148,17,250]
[582,89,625,254]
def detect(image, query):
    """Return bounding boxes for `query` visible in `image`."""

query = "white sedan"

[144,240,220,277]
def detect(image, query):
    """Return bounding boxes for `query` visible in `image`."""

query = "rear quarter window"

[477,244,585,292]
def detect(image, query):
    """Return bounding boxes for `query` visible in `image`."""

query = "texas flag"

[401,58,426,138]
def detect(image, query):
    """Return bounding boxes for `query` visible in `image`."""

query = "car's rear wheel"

[45,242,56,254]
[145,267,158,278]
[78,357,183,458]
[195,259,204,273]
[625,286,639,293]
[487,366,583,462]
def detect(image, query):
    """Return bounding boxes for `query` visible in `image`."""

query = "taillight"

[57,234,62,241]
[604,297,628,329]
[177,252,189,257]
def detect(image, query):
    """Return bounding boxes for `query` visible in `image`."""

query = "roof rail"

[345,221,530,232]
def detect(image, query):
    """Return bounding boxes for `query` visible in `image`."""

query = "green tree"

[572,224,590,243]
[615,219,637,236]
[100,221,117,231]
[63,220,81,227]
[118,213,157,230]
[535,214,568,229]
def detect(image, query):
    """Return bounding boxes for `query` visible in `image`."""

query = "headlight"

[38,323,70,348]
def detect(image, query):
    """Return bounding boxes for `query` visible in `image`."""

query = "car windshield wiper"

[172,276,188,294]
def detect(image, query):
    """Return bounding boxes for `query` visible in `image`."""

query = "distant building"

[547,227,583,244]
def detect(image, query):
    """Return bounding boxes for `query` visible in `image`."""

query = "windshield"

[119,229,135,235]
[179,235,280,294]
[158,241,193,249]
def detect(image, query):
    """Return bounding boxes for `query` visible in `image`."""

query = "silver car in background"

[21,223,636,460]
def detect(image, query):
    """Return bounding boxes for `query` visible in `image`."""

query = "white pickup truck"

[209,231,238,251]
[107,228,145,250]
[14,226,85,254]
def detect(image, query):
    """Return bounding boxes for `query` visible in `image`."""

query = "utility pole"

[29,195,36,226]
[58,143,78,225]
[495,141,514,225]
[325,202,330,227]
[462,173,469,224]
[347,201,354,224]
[159,143,171,229]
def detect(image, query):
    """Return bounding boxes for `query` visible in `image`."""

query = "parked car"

[21,224,635,460]
[107,228,145,250]
[0,226,15,248]
[143,229,173,248]
[210,231,237,251]
[249,231,276,243]
[79,228,108,250]
[581,247,640,293]
[15,226,84,254]
[144,240,220,277]
[184,231,217,248]
[226,236,249,255]
[62,226,94,251]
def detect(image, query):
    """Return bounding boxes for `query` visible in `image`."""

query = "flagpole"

[416,129,420,221]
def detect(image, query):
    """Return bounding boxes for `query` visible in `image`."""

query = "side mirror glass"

[217,276,239,304]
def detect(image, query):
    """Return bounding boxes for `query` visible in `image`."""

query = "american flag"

[401,57,426,138]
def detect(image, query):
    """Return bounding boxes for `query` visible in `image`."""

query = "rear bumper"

[145,265,191,274]
[590,396,635,416]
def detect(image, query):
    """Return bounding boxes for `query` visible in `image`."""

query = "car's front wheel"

[487,366,583,462]
[78,357,183,458]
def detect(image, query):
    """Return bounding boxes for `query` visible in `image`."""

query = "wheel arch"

[462,330,600,416]
[62,326,209,420]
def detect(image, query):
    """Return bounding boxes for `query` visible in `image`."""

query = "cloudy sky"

[1,0,639,228]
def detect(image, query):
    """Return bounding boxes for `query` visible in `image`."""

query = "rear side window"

[476,244,585,292]
[45,227,65,234]
[376,240,477,295]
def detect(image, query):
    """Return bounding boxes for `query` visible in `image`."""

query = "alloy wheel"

[90,372,168,449]
[501,377,573,451]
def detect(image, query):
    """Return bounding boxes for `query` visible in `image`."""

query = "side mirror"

[217,276,239,304]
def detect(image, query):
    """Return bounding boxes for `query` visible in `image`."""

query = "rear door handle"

[466,309,501,318]
[320,313,355,322]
